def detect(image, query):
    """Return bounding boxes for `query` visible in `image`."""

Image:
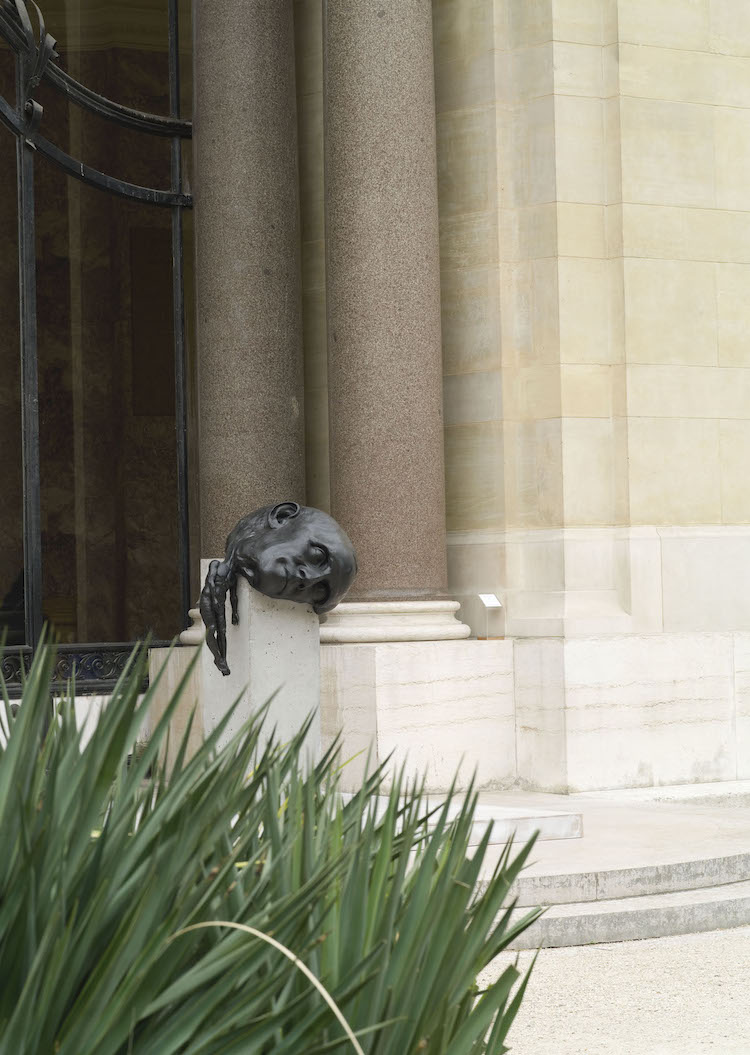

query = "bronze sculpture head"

[200,502,357,675]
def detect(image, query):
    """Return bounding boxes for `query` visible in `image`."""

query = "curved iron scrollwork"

[13,0,57,130]
[1,649,31,687]
[1,644,163,697]
[1,0,192,697]
[0,0,193,204]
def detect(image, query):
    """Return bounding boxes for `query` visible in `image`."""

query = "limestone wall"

[436,0,750,642]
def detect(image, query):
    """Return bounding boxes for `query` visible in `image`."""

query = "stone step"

[465,802,582,845]
[509,877,750,949]
[512,849,750,906]
[341,794,582,845]
[573,779,750,809]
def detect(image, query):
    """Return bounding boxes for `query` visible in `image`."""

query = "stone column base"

[321,637,515,793]
[320,599,471,643]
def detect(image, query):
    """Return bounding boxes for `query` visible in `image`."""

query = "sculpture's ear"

[268,501,301,527]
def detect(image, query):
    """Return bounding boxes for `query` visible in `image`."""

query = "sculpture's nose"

[295,564,324,588]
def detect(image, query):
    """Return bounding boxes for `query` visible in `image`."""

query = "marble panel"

[436,105,497,219]
[441,267,502,375]
[524,95,557,205]
[621,203,689,259]
[445,421,505,533]
[503,363,561,421]
[620,97,715,209]
[554,95,606,204]
[434,48,496,113]
[603,97,623,205]
[715,107,750,212]
[710,0,750,57]
[561,418,617,526]
[622,203,750,264]
[560,364,618,417]
[148,646,203,771]
[733,631,750,779]
[530,257,561,362]
[628,417,721,524]
[439,211,499,273]
[513,203,558,260]
[320,643,378,791]
[619,44,719,107]
[687,208,750,264]
[444,370,503,425]
[505,0,554,49]
[718,264,750,367]
[662,532,750,631]
[433,0,495,63]
[504,531,565,592]
[552,41,604,97]
[514,637,567,791]
[628,364,750,420]
[551,0,615,45]
[503,418,564,530]
[447,537,506,596]
[617,0,710,51]
[624,529,664,634]
[498,261,533,364]
[556,203,607,258]
[558,257,617,364]
[562,529,619,592]
[720,420,750,524]
[602,42,619,97]
[564,632,735,790]
[512,42,554,102]
[623,258,717,366]
[375,640,517,791]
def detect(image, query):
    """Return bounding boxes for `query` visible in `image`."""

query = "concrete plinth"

[321,638,516,793]
[199,566,321,759]
[149,569,321,765]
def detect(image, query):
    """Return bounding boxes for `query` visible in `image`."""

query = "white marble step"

[509,877,750,950]
[464,803,582,845]
[341,794,583,845]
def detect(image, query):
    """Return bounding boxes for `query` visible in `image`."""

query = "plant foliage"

[0,635,540,1054]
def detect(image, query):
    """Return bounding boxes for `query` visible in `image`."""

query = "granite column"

[193,0,305,557]
[323,0,449,608]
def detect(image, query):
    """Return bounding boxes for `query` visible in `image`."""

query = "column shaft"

[324,0,447,601]
[194,0,305,556]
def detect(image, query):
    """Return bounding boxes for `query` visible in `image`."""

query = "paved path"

[482,926,750,1054]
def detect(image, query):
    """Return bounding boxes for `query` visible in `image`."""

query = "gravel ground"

[480,926,750,1055]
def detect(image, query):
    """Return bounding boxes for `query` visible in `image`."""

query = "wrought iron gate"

[0,0,192,694]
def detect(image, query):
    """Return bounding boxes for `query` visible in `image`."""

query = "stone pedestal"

[199,564,321,759]
[150,568,321,766]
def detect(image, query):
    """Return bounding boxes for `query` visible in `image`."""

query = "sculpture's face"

[239,504,357,614]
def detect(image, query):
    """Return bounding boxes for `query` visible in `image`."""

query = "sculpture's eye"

[310,543,328,565]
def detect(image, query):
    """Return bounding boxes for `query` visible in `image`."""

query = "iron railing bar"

[47,65,192,138]
[0,5,190,136]
[16,54,42,650]
[169,0,190,627]
[0,93,192,204]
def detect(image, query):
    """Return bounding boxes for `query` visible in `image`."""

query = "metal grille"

[0,0,193,694]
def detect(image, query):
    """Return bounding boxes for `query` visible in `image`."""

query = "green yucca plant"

[0,633,540,1054]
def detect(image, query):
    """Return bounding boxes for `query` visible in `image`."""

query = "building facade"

[3,0,750,794]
